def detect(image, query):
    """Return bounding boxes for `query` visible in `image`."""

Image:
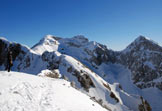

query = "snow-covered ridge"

[0,71,108,111]
[0,37,8,41]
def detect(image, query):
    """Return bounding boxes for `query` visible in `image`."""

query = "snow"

[0,37,8,41]
[144,61,155,70]
[0,71,108,111]
[97,63,162,111]
[32,35,59,55]
[58,55,139,111]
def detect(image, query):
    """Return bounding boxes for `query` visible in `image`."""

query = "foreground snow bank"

[0,71,107,111]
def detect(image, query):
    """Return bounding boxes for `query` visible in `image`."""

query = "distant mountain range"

[0,35,162,111]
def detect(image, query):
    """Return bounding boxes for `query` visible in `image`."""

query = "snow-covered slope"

[31,35,60,55]
[0,71,108,111]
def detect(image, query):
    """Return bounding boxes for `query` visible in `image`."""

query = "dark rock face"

[9,43,24,61]
[126,36,162,52]
[117,36,162,90]
[0,40,26,69]
[73,35,89,43]
[42,51,60,70]
[119,51,162,82]
[78,74,95,91]
[92,44,116,65]
[51,36,62,41]
[67,65,95,92]
[0,40,8,66]
[84,43,116,67]
[73,70,96,92]
[24,56,31,68]
[67,42,81,48]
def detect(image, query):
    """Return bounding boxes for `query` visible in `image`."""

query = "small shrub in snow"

[62,63,66,66]
[103,83,111,91]
[80,70,83,73]
[70,81,76,88]
[138,104,144,111]
[97,99,103,106]
[145,100,152,111]
[139,96,152,111]
[45,71,59,78]
[103,104,112,111]
[62,75,69,81]
[118,84,123,90]
[67,66,73,73]
[90,97,111,111]
[40,70,60,79]
[110,92,119,103]
[90,97,96,101]
[13,91,19,94]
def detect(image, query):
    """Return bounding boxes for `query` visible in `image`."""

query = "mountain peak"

[73,35,88,39]
[0,37,11,45]
[0,37,8,41]
[72,35,89,43]
[41,35,62,43]
[123,35,162,52]
[44,34,55,40]
[31,35,61,54]
[134,35,151,43]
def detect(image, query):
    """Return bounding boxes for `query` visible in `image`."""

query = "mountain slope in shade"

[0,71,108,111]
[119,36,162,90]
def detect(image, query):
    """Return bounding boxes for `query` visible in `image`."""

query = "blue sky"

[0,0,162,50]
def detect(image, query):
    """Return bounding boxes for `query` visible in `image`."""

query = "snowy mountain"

[31,35,162,111]
[0,37,139,111]
[0,35,161,111]
[32,35,162,89]
[119,36,162,90]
